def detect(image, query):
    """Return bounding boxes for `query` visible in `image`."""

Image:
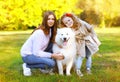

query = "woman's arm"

[32,30,52,58]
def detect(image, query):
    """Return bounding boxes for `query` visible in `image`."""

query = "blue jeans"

[22,42,55,69]
[22,55,55,69]
[76,46,92,70]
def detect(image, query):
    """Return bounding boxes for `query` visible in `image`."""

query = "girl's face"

[47,15,55,27]
[62,17,73,27]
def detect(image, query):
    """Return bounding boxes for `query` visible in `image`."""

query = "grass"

[0,28,120,82]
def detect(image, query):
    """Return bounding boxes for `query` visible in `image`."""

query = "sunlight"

[0,30,32,35]
[95,27,120,34]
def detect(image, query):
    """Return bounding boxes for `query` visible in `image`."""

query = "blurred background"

[0,0,120,30]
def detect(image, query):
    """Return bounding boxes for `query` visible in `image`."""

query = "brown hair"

[59,13,81,30]
[32,11,57,42]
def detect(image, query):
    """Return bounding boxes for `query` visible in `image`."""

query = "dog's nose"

[63,38,67,41]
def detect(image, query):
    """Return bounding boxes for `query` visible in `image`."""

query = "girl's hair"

[59,13,81,30]
[32,11,57,42]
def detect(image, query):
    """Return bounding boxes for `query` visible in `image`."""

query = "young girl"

[20,11,64,76]
[59,13,101,76]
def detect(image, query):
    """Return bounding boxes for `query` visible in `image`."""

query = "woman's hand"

[51,53,64,60]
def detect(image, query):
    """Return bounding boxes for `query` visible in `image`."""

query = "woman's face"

[47,15,55,27]
[62,17,73,27]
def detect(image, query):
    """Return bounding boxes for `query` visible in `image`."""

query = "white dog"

[53,27,76,76]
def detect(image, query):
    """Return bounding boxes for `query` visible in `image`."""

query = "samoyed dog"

[53,27,76,76]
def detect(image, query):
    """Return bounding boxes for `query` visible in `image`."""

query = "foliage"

[77,0,120,28]
[109,16,120,26]
[94,0,120,27]
[0,0,120,30]
[80,10,101,25]
[0,0,82,30]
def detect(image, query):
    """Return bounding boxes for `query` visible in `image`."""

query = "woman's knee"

[22,55,37,64]
[48,59,55,68]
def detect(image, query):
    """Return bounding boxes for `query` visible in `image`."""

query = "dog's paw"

[66,73,71,76]
[59,73,64,76]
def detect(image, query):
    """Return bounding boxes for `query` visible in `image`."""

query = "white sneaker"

[22,63,31,76]
[76,69,83,77]
[87,70,91,75]
[86,68,92,75]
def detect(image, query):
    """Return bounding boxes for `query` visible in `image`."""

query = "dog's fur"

[52,27,76,76]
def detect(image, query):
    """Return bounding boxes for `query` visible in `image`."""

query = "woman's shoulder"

[34,29,43,33]
[32,29,44,36]
[35,29,42,32]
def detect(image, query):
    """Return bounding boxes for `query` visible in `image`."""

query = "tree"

[77,0,120,28]
[0,0,82,30]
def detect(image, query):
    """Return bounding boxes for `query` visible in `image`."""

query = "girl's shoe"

[76,70,83,77]
[22,63,31,76]
[86,68,92,75]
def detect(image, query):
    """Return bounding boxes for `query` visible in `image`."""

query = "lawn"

[0,28,120,82]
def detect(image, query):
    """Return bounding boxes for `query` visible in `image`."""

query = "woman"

[59,13,101,77]
[20,11,64,76]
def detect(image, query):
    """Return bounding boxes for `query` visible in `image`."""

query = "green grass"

[0,28,120,82]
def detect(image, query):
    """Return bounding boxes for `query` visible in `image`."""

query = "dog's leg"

[57,61,63,75]
[66,59,73,76]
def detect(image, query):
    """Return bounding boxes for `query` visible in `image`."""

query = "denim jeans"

[22,55,55,69]
[76,46,92,70]
[22,42,55,69]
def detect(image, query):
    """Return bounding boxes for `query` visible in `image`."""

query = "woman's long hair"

[32,11,57,42]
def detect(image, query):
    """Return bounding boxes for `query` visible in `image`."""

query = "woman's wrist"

[51,54,54,58]
[51,54,57,59]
